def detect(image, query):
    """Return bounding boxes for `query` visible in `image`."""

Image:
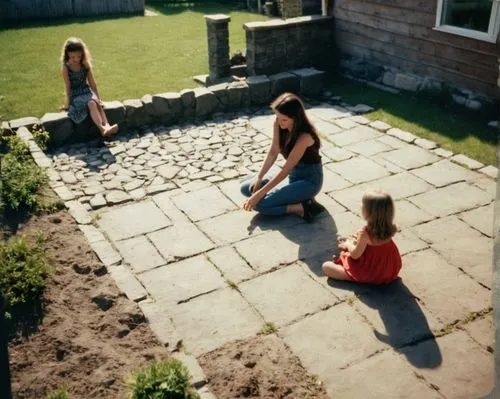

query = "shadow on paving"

[246,210,442,370]
[328,278,442,369]
[247,208,340,276]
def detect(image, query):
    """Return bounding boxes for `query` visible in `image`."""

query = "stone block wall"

[4,68,325,149]
[277,0,302,18]
[244,16,334,76]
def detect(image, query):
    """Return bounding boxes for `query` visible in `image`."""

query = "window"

[435,0,500,42]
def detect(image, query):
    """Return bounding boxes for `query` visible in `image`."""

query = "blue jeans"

[240,163,323,216]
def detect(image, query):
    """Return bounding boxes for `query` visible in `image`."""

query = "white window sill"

[433,25,498,43]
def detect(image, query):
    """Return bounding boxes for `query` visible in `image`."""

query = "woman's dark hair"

[271,93,320,154]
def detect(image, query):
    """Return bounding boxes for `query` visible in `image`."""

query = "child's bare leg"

[322,261,352,281]
[97,102,110,128]
[87,99,106,133]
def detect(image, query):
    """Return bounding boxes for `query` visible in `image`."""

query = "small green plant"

[2,134,29,159]
[46,386,70,399]
[0,235,50,317]
[91,211,103,225]
[31,124,50,151]
[225,279,238,290]
[1,152,48,211]
[346,295,357,305]
[259,322,278,335]
[127,358,200,399]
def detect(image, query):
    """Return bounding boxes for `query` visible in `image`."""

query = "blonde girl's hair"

[60,37,92,69]
[362,190,397,241]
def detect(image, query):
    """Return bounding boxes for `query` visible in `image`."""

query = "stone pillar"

[278,0,302,19]
[205,14,231,83]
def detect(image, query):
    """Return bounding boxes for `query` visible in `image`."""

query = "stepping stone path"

[46,102,496,398]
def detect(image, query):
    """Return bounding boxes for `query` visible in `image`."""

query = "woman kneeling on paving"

[241,93,325,223]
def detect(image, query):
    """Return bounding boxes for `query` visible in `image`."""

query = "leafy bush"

[31,124,50,151]
[1,152,48,211]
[2,134,30,159]
[0,235,50,317]
[46,386,70,399]
[127,359,200,399]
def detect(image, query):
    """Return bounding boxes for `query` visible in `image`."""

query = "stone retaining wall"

[244,16,334,76]
[339,55,497,112]
[4,68,325,149]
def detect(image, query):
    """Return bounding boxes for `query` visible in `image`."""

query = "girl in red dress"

[323,190,402,284]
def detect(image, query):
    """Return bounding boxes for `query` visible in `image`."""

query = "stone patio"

[45,100,496,398]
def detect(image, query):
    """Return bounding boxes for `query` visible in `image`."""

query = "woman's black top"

[280,131,321,164]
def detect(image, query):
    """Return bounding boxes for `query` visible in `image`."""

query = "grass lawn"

[331,78,498,166]
[0,3,268,122]
[0,5,496,166]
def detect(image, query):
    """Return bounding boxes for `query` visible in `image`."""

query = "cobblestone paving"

[47,101,497,398]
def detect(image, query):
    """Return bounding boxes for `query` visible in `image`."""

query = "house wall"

[333,0,499,100]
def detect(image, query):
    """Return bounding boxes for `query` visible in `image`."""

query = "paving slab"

[409,182,492,218]
[320,146,355,162]
[400,331,494,399]
[171,186,237,221]
[459,202,494,237]
[98,200,171,241]
[114,235,165,273]
[344,138,393,156]
[107,264,147,302]
[400,249,491,325]
[376,134,410,149]
[326,349,441,399]
[411,159,480,187]
[138,299,182,350]
[321,167,353,192]
[169,288,262,356]
[138,255,225,305]
[239,264,336,326]
[314,120,343,135]
[197,210,300,245]
[381,146,440,170]
[395,199,435,228]
[206,246,256,283]
[471,175,497,197]
[217,179,247,207]
[333,117,358,130]
[329,125,382,147]
[308,104,352,121]
[235,231,300,272]
[395,229,429,255]
[327,157,390,184]
[353,280,443,348]
[282,303,385,374]
[152,190,191,224]
[462,314,494,350]
[148,223,215,261]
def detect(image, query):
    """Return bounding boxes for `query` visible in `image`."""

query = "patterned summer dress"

[66,64,96,124]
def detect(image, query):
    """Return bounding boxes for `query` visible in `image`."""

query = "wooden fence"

[1,0,145,23]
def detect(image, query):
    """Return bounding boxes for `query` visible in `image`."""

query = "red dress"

[335,229,402,284]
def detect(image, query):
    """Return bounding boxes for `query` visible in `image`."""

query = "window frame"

[434,0,500,43]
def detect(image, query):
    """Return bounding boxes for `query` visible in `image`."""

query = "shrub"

[1,152,48,211]
[127,359,200,399]
[2,134,30,159]
[0,235,50,317]
[46,386,70,399]
[31,124,50,151]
